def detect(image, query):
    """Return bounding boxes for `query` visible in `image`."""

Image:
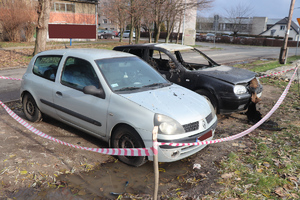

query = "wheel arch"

[109,123,145,148]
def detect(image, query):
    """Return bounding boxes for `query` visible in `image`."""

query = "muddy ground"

[0,82,293,199]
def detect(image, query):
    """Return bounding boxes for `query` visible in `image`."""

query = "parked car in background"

[113,43,263,114]
[196,33,206,42]
[206,33,215,41]
[20,48,217,167]
[112,30,118,37]
[118,30,136,38]
[98,30,114,39]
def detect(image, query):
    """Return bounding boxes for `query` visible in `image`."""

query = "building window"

[280,25,285,30]
[52,3,75,13]
[103,19,107,24]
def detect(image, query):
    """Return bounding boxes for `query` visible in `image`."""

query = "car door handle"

[56,91,62,96]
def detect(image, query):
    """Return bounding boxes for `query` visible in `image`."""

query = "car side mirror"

[83,85,105,99]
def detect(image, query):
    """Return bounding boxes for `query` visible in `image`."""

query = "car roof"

[153,43,193,51]
[114,43,193,52]
[36,48,136,60]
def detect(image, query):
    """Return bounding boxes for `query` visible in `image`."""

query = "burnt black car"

[113,43,263,114]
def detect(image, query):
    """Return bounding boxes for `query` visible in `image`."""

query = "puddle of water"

[57,159,192,199]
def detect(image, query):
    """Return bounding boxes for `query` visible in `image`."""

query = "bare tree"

[165,0,213,43]
[100,0,129,42]
[152,0,169,43]
[33,0,51,55]
[224,3,253,36]
[141,1,156,43]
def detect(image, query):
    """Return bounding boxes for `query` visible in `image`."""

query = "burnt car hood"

[197,65,256,85]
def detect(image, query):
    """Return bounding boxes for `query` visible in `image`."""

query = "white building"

[259,17,299,41]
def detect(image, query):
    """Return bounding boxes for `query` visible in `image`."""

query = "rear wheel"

[195,89,217,114]
[22,93,42,122]
[111,35,115,39]
[111,126,147,167]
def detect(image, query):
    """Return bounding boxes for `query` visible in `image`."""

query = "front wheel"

[111,126,147,167]
[22,93,42,122]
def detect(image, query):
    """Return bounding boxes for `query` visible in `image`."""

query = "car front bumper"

[218,90,262,114]
[143,120,217,163]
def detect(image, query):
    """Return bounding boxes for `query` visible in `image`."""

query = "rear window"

[33,55,62,81]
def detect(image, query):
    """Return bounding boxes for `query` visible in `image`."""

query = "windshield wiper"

[143,83,163,87]
[115,86,141,91]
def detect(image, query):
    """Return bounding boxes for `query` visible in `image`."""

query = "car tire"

[100,35,104,39]
[111,35,114,39]
[111,126,147,167]
[195,89,218,114]
[22,93,42,122]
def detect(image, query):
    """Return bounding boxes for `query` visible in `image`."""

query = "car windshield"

[96,57,170,92]
[171,49,219,70]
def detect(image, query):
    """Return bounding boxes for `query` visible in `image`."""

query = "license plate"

[197,130,212,142]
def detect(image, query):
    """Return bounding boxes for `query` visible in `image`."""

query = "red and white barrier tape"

[0,100,153,157]
[258,67,296,79]
[158,66,299,147]
[0,76,22,81]
[0,67,298,155]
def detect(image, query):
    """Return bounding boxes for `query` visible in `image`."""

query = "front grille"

[206,113,213,124]
[183,121,199,132]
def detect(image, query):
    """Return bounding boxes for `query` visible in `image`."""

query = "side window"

[33,56,62,81]
[61,57,100,90]
[151,50,173,71]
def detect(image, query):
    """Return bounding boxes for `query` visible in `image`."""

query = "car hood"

[119,85,211,124]
[197,65,256,84]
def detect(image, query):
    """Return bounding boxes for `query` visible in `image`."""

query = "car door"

[53,56,109,137]
[149,49,183,84]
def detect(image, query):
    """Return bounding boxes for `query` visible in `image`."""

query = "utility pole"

[279,0,295,64]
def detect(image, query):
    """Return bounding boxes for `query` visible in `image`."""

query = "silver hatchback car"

[20,48,217,167]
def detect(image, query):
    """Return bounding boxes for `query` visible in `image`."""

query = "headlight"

[234,85,247,95]
[154,114,185,135]
[205,99,216,119]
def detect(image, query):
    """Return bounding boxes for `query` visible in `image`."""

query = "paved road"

[196,42,299,64]
[0,68,26,103]
[0,42,298,102]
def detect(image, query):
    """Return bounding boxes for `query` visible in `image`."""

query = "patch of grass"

[234,55,300,73]
[0,42,35,48]
[204,73,300,199]
[214,126,300,199]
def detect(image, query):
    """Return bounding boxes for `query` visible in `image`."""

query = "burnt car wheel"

[112,126,147,167]
[22,93,42,122]
[196,89,217,114]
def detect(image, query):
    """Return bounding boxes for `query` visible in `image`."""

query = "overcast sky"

[200,0,300,23]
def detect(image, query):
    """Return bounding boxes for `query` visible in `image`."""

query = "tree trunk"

[176,15,182,44]
[154,23,161,43]
[33,0,51,56]
[165,18,175,43]
[148,29,153,43]
[135,24,141,44]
